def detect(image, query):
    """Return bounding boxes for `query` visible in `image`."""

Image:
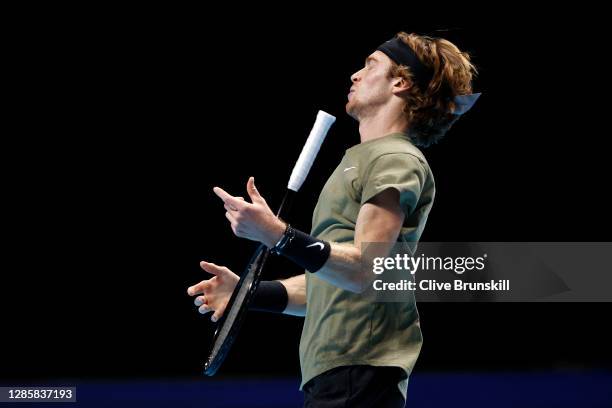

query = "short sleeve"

[361,153,426,214]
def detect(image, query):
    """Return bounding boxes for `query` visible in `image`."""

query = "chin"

[345,101,359,120]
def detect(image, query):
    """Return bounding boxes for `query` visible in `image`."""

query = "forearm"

[273,239,395,294]
[279,274,306,317]
[316,242,398,293]
[255,189,403,294]
[309,190,404,293]
[284,190,404,293]
[314,243,364,293]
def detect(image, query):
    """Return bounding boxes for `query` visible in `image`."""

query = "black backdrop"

[3,7,611,381]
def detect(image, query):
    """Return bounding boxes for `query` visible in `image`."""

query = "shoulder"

[362,138,430,176]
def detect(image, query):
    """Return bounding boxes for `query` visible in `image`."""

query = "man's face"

[346,51,396,120]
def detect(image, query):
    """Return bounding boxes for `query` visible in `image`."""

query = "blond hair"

[391,32,478,147]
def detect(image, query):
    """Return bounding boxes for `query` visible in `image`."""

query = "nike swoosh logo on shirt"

[306,242,325,250]
[343,166,357,172]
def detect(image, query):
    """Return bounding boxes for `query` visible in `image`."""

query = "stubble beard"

[346,97,364,121]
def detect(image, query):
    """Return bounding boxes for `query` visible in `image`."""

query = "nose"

[350,69,362,83]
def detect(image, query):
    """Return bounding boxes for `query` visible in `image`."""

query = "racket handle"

[287,110,335,192]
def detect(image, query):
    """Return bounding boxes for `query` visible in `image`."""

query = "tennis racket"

[203,110,336,376]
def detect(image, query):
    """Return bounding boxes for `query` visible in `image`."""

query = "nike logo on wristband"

[343,166,357,172]
[306,242,325,250]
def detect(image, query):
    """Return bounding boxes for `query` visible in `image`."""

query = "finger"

[200,261,229,277]
[246,177,265,204]
[213,187,247,209]
[211,306,225,322]
[194,295,207,307]
[225,211,242,236]
[226,197,245,211]
[225,211,237,224]
[199,304,212,314]
[187,280,211,296]
[212,186,232,201]
[224,202,239,212]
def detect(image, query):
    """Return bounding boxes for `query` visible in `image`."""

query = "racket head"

[203,244,270,376]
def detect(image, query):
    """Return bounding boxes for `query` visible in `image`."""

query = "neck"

[358,104,410,143]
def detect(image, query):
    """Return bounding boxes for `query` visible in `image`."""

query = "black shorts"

[303,365,407,408]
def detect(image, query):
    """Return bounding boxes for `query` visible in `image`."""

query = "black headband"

[377,37,434,92]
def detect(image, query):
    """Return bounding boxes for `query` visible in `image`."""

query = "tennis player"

[188,32,479,407]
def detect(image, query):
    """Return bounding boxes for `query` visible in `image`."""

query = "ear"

[391,76,412,96]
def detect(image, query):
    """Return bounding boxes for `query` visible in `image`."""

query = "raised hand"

[213,177,285,247]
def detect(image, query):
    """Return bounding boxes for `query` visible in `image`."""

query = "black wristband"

[249,280,288,313]
[277,226,331,272]
[270,222,292,255]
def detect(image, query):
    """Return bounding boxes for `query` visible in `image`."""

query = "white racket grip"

[287,110,336,192]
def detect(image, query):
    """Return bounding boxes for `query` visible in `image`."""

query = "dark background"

[3,6,611,383]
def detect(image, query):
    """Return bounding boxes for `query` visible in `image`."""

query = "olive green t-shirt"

[299,132,436,400]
